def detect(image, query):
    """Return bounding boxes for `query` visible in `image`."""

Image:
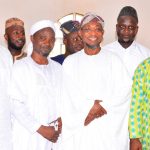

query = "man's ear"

[102,29,104,35]
[135,25,139,34]
[116,24,119,32]
[78,30,81,37]
[78,30,82,40]
[63,37,67,45]
[30,35,33,42]
[4,34,8,41]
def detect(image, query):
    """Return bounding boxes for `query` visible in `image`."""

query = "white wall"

[0,0,149,50]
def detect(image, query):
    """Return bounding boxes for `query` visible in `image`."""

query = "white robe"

[103,41,150,78]
[0,46,13,150]
[9,57,62,150]
[61,49,132,150]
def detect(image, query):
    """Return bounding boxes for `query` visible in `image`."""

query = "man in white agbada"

[9,20,62,150]
[61,13,132,150]
[0,45,13,150]
[103,6,150,79]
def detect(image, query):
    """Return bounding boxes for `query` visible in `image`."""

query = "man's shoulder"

[13,56,30,67]
[101,48,127,69]
[11,57,30,77]
[135,57,150,73]
[51,54,65,64]
[52,54,64,59]
[48,58,63,78]
[103,41,117,48]
[103,41,119,52]
[101,47,121,58]
[135,42,150,53]
[15,52,27,60]
[67,50,83,59]
[0,45,13,64]
[62,51,83,71]
[63,50,82,64]
[0,45,11,57]
[49,58,62,68]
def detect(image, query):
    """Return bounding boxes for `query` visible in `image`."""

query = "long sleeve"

[9,62,41,134]
[11,98,41,134]
[129,65,144,139]
[61,71,93,140]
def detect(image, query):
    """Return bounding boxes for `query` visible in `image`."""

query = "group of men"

[0,5,150,150]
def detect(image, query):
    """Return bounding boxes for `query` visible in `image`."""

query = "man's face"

[32,27,55,57]
[64,31,84,54]
[116,16,138,44]
[79,19,104,47]
[5,26,26,50]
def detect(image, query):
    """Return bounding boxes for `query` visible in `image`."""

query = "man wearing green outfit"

[129,57,150,150]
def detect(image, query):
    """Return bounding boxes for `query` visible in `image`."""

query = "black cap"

[60,20,80,35]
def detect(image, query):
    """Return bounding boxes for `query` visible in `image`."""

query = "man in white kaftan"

[61,13,132,150]
[103,6,150,79]
[0,45,13,150]
[9,20,62,150]
[104,41,150,78]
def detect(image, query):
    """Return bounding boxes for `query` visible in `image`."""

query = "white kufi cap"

[30,20,56,35]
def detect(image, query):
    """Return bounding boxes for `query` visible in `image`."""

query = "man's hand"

[37,125,60,143]
[84,100,107,126]
[130,138,142,150]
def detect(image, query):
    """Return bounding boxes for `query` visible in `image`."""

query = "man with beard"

[61,12,131,150]
[51,20,83,64]
[103,6,150,79]
[9,20,62,150]
[4,18,26,62]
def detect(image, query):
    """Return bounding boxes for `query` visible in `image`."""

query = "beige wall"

[0,0,150,50]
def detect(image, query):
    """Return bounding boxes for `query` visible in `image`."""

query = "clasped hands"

[84,100,107,126]
[37,117,62,143]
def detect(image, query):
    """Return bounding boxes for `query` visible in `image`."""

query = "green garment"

[129,57,150,149]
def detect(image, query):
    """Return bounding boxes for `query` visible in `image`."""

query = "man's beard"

[41,52,50,57]
[85,43,100,49]
[118,38,134,47]
[38,47,52,57]
[8,38,24,51]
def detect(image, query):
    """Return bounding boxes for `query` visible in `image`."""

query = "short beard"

[37,48,52,57]
[85,43,100,50]
[118,39,134,48]
[8,38,23,51]
[42,52,50,57]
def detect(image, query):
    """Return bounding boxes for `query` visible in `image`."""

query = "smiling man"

[4,18,26,62]
[62,12,131,150]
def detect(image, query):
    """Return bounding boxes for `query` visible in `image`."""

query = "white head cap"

[30,20,56,35]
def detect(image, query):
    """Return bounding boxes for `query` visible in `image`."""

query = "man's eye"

[119,25,125,29]
[51,39,55,42]
[128,26,135,30]
[13,32,18,35]
[96,28,103,32]
[82,28,89,32]
[39,37,45,40]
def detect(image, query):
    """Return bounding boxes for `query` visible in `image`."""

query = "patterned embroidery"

[129,58,150,149]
